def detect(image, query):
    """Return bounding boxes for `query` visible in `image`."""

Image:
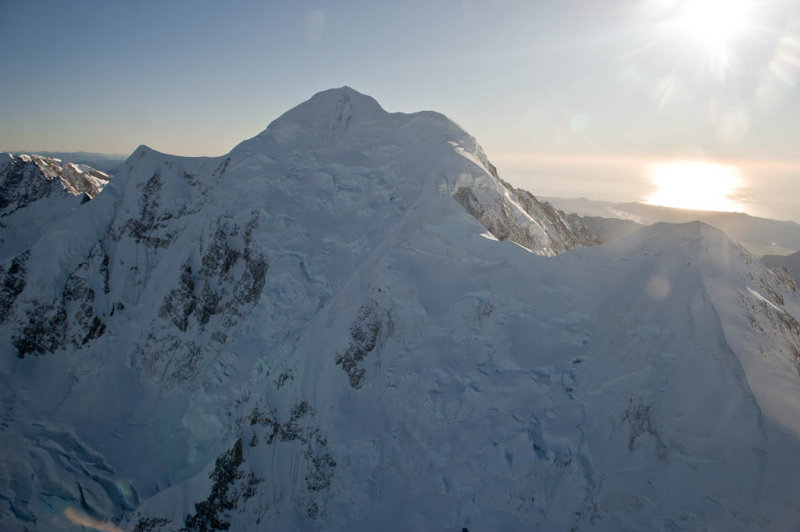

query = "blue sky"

[1,0,799,216]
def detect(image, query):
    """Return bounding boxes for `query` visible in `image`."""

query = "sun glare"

[678,0,751,49]
[664,0,756,74]
[645,161,743,212]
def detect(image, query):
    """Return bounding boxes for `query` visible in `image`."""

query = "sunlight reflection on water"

[645,161,744,212]
[493,153,800,222]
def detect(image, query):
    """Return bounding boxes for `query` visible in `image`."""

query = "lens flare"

[63,507,124,532]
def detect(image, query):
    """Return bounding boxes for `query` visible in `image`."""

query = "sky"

[1,0,799,219]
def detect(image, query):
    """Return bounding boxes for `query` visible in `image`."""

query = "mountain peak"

[303,86,385,115]
[249,87,389,147]
[279,86,386,124]
[225,87,595,256]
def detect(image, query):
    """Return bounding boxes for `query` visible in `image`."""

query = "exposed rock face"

[454,183,597,255]
[334,304,392,389]
[140,213,268,384]
[0,252,28,323]
[0,154,110,358]
[247,400,335,519]
[762,249,800,286]
[182,438,245,531]
[744,267,800,372]
[0,153,110,217]
[0,154,112,332]
[9,243,109,358]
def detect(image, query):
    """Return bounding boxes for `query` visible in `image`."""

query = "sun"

[677,0,752,49]
[644,161,744,212]
[665,0,756,74]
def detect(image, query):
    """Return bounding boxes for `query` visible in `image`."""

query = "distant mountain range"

[1,151,128,174]
[544,196,800,257]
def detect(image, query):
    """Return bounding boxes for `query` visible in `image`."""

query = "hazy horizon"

[2,0,799,220]
[4,140,799,223]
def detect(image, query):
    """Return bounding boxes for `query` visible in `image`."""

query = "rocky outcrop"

[453,181,597,256]
[139,213,268,384]
[10,245,108,357]
[0,153,110,217]
[248,400,335,519]
[335,304,392,389]
[117,171,175,249]
[183,438,245,532]
[0,252,28,323]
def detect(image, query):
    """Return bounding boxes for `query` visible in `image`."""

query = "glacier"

[1,87,800,531]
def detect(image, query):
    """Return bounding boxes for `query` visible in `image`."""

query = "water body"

[496,154,800,223]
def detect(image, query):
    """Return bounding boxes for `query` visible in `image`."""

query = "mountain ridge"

[545,195,800,256]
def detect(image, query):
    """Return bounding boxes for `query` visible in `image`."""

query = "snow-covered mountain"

[0,153,112,265]
[1,153,111,207]
[2,87,800,531]
[32,152,127,175]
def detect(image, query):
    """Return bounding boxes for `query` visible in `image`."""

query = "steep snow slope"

[0,153,111,257]
[2,88,800,531]
[129,222,800,531]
